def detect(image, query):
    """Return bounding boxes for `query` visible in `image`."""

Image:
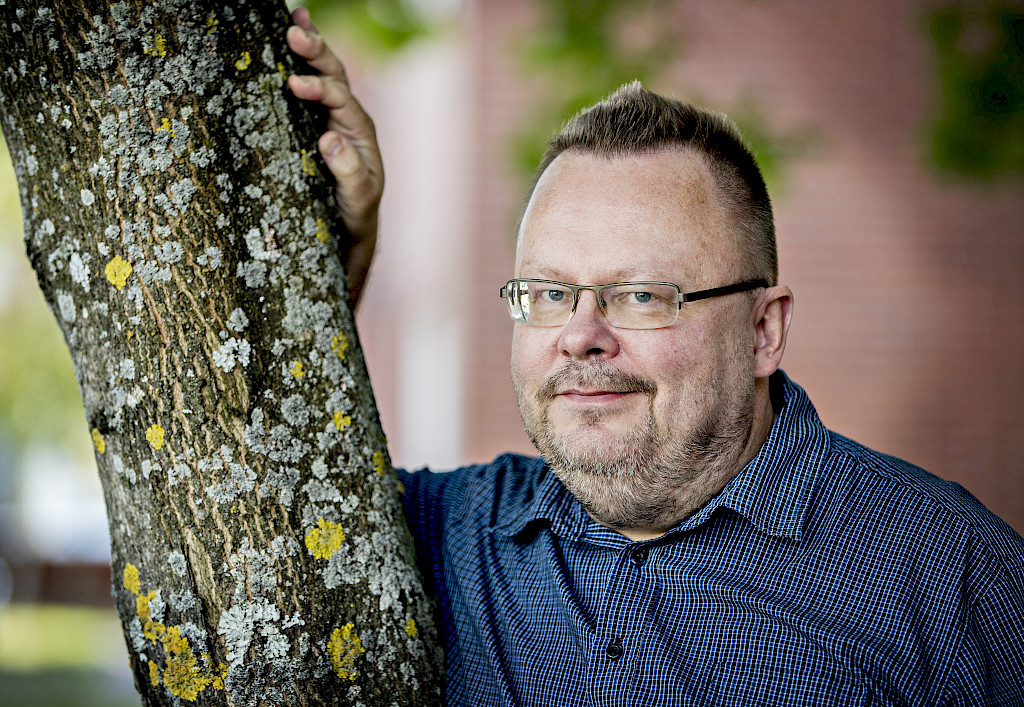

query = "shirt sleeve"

[397,466,460,598]
[941,560,1024,706]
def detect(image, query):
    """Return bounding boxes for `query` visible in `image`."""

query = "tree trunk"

[0,1,442,704]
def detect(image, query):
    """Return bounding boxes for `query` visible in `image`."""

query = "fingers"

[320,130,381,308]
[319,131,382,237]
[287,74,378,145]
[291,6,315,32]
[285,11,380,174]
[291,75,383,207]
[287,8,383,308]
[286,14,348,85]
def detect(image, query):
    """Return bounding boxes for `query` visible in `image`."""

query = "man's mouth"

[540,362,656,401]
[561,387,630,395]
[560,387,633,397]
[560,389,635,404]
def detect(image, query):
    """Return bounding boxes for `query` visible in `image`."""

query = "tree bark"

[0,1,443,704]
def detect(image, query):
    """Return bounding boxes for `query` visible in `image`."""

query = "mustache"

[537,361,657,400]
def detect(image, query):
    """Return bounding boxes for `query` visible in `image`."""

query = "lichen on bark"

[0,1,443,704]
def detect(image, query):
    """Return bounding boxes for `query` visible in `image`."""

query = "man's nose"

[557,289,620,360]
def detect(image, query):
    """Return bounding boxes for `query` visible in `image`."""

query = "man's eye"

[538,289,566,303]
[614,290,656,305]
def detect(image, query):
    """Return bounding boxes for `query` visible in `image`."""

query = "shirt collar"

[492,465,591,541]
[674,371,827,541]
[492,371,828,543]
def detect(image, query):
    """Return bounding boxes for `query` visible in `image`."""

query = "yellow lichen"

[372,451,385,477]
[146,424,165,450]
[332,411,351,430]
[331,331,347,360]
[129,570,225,699]
[206,13,219,33]
[327,624,365,681]
[137,589,157,622]
[305,518,345,560]
[157,118,174,137]
[144,620,167,642]
[235,51,251,70]
[144,34,167,58]
[162,626,212,700]
[300,149,317,177]
[289,360,305,378]
[105,255,132,290]
[405,618,417,638]
[135,587,168,644]
[123,563,140,596]
[210,661,228,690]
[91,428,106,454]
[315,218,329,244]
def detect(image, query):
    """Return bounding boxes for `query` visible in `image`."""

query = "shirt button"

[605,637,624,660]
[629,547,648,567]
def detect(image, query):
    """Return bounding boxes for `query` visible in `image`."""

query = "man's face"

[511,149,761,532]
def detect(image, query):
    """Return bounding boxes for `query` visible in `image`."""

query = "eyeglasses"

[500,278,769,330]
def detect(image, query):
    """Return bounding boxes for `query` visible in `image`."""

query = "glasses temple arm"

[680,279,770,303]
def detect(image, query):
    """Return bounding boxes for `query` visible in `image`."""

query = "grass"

[0,603,138,706]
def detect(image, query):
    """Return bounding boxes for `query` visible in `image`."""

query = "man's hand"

[287,7,382,307]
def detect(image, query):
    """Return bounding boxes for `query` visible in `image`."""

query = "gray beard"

[517,360,754,532]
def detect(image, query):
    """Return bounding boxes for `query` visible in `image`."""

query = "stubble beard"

[514,360,755,532]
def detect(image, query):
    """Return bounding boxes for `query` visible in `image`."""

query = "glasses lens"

[518,281,573,326]
[601,283,679,329]
[505,280,573,326]
[503,280,681,329]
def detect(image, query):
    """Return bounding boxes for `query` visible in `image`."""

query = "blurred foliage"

[299,0,448,57]
[511,0,813,197]
[292,0,812,198]
[925,3,1024,181]
[0,139,90,457]
[512,0,676,177]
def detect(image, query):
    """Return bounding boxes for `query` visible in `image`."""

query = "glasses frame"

[499,278,770,329]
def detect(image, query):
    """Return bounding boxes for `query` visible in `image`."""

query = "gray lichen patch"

[212,336,251,372]
[215,536,310,702]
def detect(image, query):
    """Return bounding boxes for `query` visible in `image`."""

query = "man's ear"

[752,285,793,379]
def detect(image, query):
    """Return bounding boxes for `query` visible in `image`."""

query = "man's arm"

[286,7,383,306]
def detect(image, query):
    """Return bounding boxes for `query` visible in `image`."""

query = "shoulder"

[397,452,548,526]
[395,453,549,599]
[820,430,1024,584]
[774,373,1023,575]
[788,420,1024,699]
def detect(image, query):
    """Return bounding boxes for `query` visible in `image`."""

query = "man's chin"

[538,424,656,479]
[544,426,635,467]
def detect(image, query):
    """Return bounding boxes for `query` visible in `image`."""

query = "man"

[287,9,1024,706]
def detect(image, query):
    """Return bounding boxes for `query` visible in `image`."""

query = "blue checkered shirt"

[399,373,1024,706]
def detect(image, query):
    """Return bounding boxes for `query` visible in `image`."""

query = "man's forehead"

[519,151,727,246]
[516,150,737,278]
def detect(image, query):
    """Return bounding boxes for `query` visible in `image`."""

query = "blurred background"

[1,0,1021,702]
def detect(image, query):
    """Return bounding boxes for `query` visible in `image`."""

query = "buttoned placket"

[585,538,658,707]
